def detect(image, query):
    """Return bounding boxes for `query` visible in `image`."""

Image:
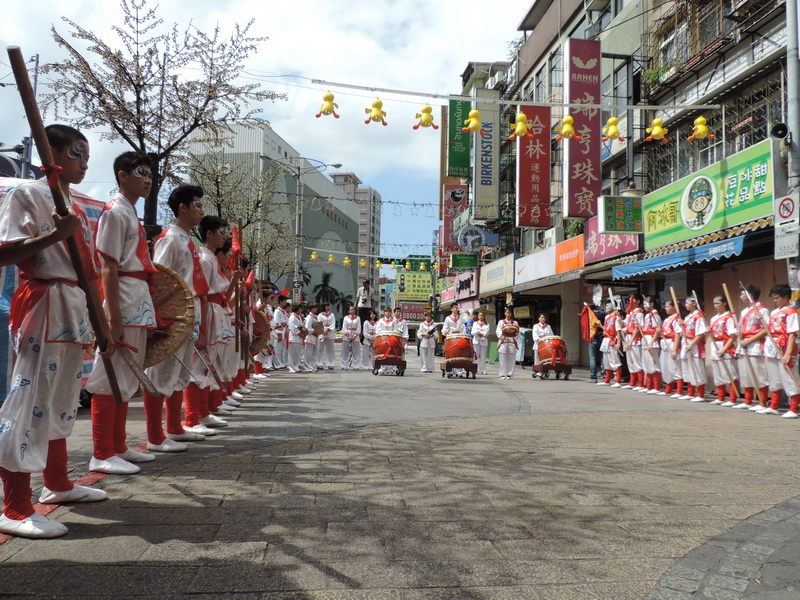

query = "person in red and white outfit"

[622,293,645,390]
[658,299,684,397]
[0,125,107,538]
[303,302,320,372]
[496,308,519,379]
[708,296,739,406]
[598,301,624,387]
[442,304,467,376]
[418,311,437,373]
[340,306,361,370]
[641,298,662,394]
[759,284,799,417]
[361,310,378,371]
[471,312,490,375]
[375,306,397,375]
[85,152,159,475]
[531,313,554,368]
[393,307,409,345]
[735,284,770,411]
[680,296,708,402]
[317,303,336,370]
[253,290,274,378]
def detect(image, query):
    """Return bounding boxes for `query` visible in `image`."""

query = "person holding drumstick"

[471,312,490,375]
[531,313,553,368]
[496,307,520,379]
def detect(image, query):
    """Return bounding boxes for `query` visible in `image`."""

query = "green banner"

[450,254,479,269]
[447,100,471,178]
[644,140,774,250]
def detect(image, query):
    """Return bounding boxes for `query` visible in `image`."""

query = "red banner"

[563,38,601,218]
[442,184,468,253]
[516,104,551,228]
[399,302,427,322]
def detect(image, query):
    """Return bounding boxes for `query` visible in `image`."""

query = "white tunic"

[471,321,490,347]
[340,315,361,341]
[442,314,466,336]
[418,320,437,349]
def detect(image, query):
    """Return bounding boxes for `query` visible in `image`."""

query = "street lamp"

[260,155,342,302]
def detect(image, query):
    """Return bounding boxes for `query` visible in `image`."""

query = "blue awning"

[612,236,745,280]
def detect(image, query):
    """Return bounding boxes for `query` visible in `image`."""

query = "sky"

[0,0,526,263]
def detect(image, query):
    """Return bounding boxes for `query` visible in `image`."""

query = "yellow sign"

[514,305,531,319]
[397,272,433,302]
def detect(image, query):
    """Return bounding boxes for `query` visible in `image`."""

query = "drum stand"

[441,360,478,379]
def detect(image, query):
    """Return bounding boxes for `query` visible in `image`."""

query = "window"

[534,67,547,102]
[614,0,632,16]
[548,50,562,99]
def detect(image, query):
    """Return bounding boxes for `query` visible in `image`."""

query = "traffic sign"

[774,193,799,259]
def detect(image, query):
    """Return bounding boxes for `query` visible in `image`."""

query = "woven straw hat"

[144,263,196,368]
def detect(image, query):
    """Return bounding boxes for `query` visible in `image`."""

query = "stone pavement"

[1,363,800,599]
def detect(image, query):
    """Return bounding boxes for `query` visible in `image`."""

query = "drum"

[501,324,520,337]
[444,334,474,363]
[537,335,568,367]
[375,331,405,359]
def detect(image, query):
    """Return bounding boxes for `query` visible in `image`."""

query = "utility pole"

[20,54,38,180]
[785,0,800,292]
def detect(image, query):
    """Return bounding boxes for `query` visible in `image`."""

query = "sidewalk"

[0,367,799,599]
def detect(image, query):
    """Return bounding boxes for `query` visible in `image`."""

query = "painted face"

[184,197,204,226]
[53,139,90,185]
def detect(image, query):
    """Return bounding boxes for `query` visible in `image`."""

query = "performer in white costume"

[471,312,490,375]
[340,306,361,370]
[317,303,336,370]
[418,311,437,373]
[531,313,553,366]
[303,302,320,372]
[496,308,520,379]
[361,310,378,371]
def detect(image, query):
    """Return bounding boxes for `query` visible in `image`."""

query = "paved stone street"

[2,362,800,600]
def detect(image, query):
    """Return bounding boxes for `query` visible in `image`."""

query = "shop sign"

[450,253,479,270]
[597,195,643,233]
[514,305,531,319]
[563,38,602,218]
[644,139,774,250]
[447,100,471,178]
[472,88,501,220]
[555,235,585,274]
[455,272,478,300]
[396,272,433,302]
[584,216,640,264]
[442,184,469,253]
[516,104,552,228]
[440,285,456,304]
[479,253,518,294]
[399,302,427,322]
[514,247,556,285]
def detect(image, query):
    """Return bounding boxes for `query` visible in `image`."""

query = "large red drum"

[537,335,568,366]
[375,332,405,359]
[444,334,474,362]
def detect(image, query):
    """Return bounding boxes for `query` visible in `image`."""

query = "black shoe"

[590,378,598,383]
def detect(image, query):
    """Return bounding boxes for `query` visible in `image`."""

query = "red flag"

[245,270,255,290]
[580,304,601,343]
[229,226,242,269]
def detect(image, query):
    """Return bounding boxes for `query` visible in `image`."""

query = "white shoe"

[252,373,268,380]
[89,455,140,474]
[670,393,681,398]
[656,391,667,396]
[711,399,724,405]
[219,402,237,412]
[720,401,735,407]
[39,484,108,504]
[147,438,189,452]
[610,383,621,388]
[229,392,244,401]
[167,430,205,441]
[647,389,660,394]
[636,388,648,393]
[690,396,707,402]
[622,385,633,389]
[116,448,155,463]
[245,378,257,386]
[183,424,216,437]
[200,414,228,427]
[212,408,233,416]
[678,395,691,400]
[760,407,780,415]
[781,411,799,419]
[224,397,241,407]
[596,381,609,386]
[482,371,487,375]
[750,404,766,411]
[731,402,751,409]
[237,386,252,394]
[0,513,67,538]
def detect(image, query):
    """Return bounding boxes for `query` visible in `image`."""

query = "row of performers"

[597,287,799,415]
[0,127,266,539]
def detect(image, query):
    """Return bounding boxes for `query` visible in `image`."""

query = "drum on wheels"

[533,335,572,380]
[441,334,478,379]
[373,331,407,375]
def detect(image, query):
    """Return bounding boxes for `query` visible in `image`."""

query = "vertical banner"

[516,104,552,228]
[563,38,601,218]
[442,184,469,253]
[472,88,500,220]
[448,100,471,178]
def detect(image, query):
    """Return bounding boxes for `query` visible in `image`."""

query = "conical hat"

[144,263,196,368]
[248,310,270,355]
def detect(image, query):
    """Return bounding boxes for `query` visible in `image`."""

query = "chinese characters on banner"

[584,216,640,264]
[597,195,643,234]
[442,184,469,253]
[563,38,601,218]
[516,104,552,228]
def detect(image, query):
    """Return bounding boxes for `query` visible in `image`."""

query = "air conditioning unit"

[543,226,565,247]
[487,72,506,90]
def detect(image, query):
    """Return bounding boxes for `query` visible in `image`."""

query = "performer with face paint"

[0,125,108,538]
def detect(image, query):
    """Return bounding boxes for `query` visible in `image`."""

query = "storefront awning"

[612,236,745,280]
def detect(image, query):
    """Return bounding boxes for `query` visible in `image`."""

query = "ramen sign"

[643,139,775,251]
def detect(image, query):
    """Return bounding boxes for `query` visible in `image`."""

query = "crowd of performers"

[0,126,288,539]
[596,288,799,417]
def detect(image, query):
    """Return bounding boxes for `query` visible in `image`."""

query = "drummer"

[376,306,397,374]
[496,307,520,379]
[531,313,554,367]
[443,303,468,376]
[418,311,437,373]
[361,310,378,372]
[471,312,490,375]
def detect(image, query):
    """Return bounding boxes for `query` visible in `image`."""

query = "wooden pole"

[723,283,762,404]
[7,46,123,404]
[670,287,699,385]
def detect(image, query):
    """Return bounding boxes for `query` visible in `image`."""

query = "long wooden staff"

[670,287,699,385]
[696,290,739,398]
[723,283,763,404]
[8,46,123,404]
[740,281,800,391]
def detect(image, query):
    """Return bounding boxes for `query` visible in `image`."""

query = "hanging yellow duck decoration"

[375,259,382,269]
[364,98,388,126]
[327,254,336,264]
[432,261,439,271]
[461,109,485,136]
[309,251,319,261]
[413,104,439,130]
[555,115,581,142]
[687,116,714,141]
[601,116,625,142]
[404,261,412,271]
[419,262,427,272]
[509,112,533,140]
[316,91,340,119]
[343,256,352,267]
[645,118,669,144]
[390,260,397,270]
[359,258,367,268]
